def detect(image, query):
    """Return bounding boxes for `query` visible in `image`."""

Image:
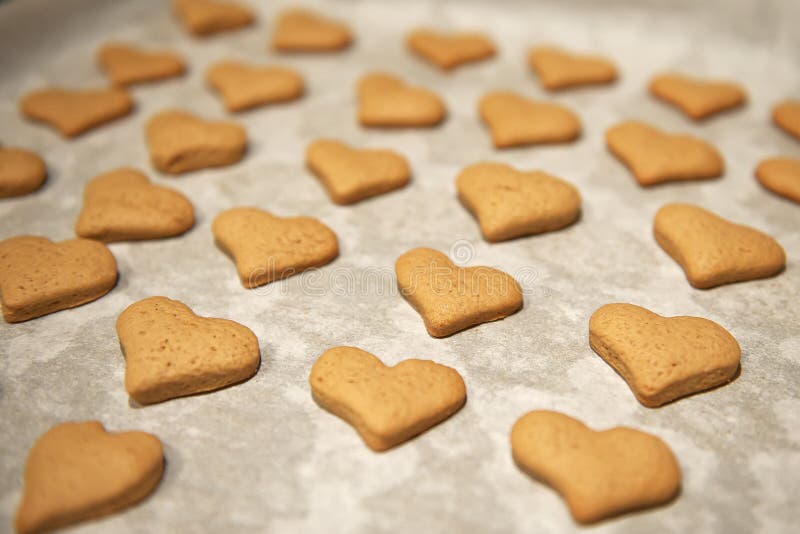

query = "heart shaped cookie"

[172,0,254,36]
[271,8,352,52]
[117,296,260,404]
[478,90,581,148]
[756,157,800,203]
[406,29,495,70]
[305,139,410,204]
[0,236,117,323]
[97,42,185,86]
[395,247,523,337]
[589,303,741,407]
[145,110,247,175]
[357,73,446,127]
[15,421,163,534]
[309,346,466,451]
[606,120,723,186]
[206,61,304,112]
[650,73,747,120]
[456,162,581,242]
[75,168,195,242]
[654,203,786,288]
[772,99,800,141]
[0,147,46,198]
[19,87,133,137]
[511,410,681,524]
[527,46,617,90]
[212,207,339,288]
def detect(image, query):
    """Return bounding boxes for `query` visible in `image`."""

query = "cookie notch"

[527,46,617,90]
[511,410,681,524]
[395,247,523,337]
[212,207,339,288]
[117,296,261,405]
[305,139,410,204]
[605,121,723,186]
[309,346,466,451]
[653,203,785,288]
[14,421,164,534]
[456,162,581,242]
[589,303,741,407]
[406,28,495,70]
[0,236,118,323]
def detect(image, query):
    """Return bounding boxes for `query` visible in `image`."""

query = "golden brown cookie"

[456,162,581,242]
[0,236,117,323]
[357,73,446,127]
[772,99,800,140]
[206,60,304,112]
[145,110,247,175]
[212,207,339,288]
[19,87,133,138]
[478,90,581,148]
[97,42,185,86]
[605,120,723,186]
[75,168,194,242]
[395,247,523,337]
[309,346,466,451]
[589,303,741,407]
[653,203,786,289]
[527,46,617,90]
[117,296,260,405]
[15,421,163,534]
[756,157,800,203]
[406,28,495,70]
[511,410,681,524]
[271,8,352,52]
[172,0,254,36]
[0,147,46,198]
[649,73,747,120]
[305,139,410,204]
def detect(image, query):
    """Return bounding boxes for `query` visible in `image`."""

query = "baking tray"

[1,0,798,532]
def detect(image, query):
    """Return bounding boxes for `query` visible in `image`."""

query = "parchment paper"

[1,0,798,532]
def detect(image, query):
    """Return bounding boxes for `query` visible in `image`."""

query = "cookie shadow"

[123,342,264,409]
[511,452,683,525]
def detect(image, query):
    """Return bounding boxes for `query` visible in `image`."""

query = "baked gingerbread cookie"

[649,73,747,120]
[0,236,117,323]
[527,46,617,90]
[15,421,163,534]
[589,303,741,407]
[212,207,339,288]
[97,42,185,86]
[75,168,194,242]
[606,120,723,186]
[478,91,581,148]
[309,346,466,451]
[511,410,681,524]
[654,203,786,288]
[456,162,581,242]
[395,247,523,337]
[172,0,254,36]
[772,99,800,141]
[19,87,133,137]
[357,73,446,127]
[406,28,495,70]
[0,147,46,198]
[145,110,247,175]
[117,296,260,405]
[272,8,352,52]
[206,61,304,112]
[756,157,800,204]
[305,139,410,204]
